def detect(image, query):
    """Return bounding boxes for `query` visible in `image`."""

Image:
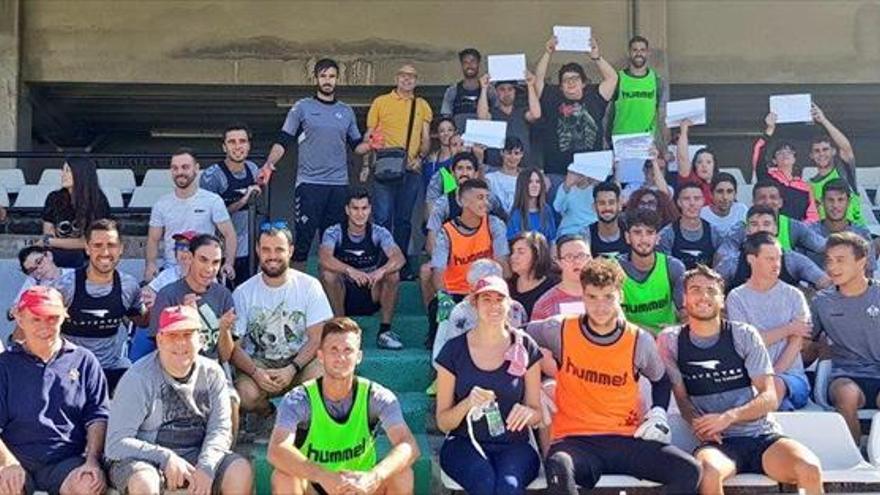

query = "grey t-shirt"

[811,281,880,379]
[524,315,666,382]
[618,253,686,309]
[485,104,532,167]
[199,161,260,258]
[657,322,780,438]
[105,354,232,478]
[431,215,510,270]
[148,189,231,269]
[320,223,398,255]
[275,379,404,436]
[53,270,144,370]
[726,281,809,377]
[281,97,361,186]
[657,221,726,257]
[148,278,235,359]
[808,222,877,274]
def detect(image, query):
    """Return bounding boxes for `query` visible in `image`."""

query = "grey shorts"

[24,455,86,495]
[108,452,243,495]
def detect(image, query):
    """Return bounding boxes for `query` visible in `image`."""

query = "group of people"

[3,28,880,495]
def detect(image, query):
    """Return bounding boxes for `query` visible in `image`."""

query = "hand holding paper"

[769,94,812,124]
[568,151,614,181]
[487,54,526,82]
[553,26,591,52]
[462,119,507,149]
[666,98,706,128]
[612,132,654,161]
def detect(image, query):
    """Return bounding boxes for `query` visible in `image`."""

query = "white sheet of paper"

[462,119,508,149]
[769,93,812,124]
[553,25,592,52]
[558,301,586,316]
[666,97,706,127]
[612,132,654,161]
[616,158,645,184]
[569,151,613,181]
[487,54,526,82]
[666,144,707,172]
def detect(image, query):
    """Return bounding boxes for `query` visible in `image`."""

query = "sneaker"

[377,330,404,350]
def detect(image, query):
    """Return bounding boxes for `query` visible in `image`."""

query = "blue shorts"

[778,372,810,411]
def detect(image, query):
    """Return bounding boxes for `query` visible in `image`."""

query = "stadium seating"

[0,185,7,208]
[13,184,55,208]
[0,168,25,194]
[812,359,878,420]
[37,168,62,188]
[736,183,754,205]
[97,168,137,194]
[141,169,172,187]
[102,186,125,208]
[128,186,171,208]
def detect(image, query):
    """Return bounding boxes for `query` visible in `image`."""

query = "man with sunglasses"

[233,222,333,420]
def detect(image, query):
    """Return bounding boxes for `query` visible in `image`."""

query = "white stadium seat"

[97,169,137,194]
[736,183,754,205]
[858,167,880,190]
[13,184,55,207]
[128,186,171,208]
[801,166,818,180]
[0,185,8,207]
[141,169,172,187]
[101,186,124,208]
[0,168,25,193]
[719,167,748,187]
[37,168,62,188]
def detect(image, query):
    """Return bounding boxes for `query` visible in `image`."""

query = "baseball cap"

[16,286,67,317]
[469,275,510,299]
[158,305,202,334]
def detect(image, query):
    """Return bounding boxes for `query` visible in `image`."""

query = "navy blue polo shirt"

[0,339,109,470]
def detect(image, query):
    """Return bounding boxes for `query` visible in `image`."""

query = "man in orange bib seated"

[525,258,701,494]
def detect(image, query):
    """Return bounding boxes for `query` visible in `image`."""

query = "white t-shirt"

[147,265,186,293]
[700,202,748,237]
[233,269,333,362]
[149,189,231,268]
[15,268,75,302]
[486,171,519,214]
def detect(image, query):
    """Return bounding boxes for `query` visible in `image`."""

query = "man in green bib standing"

[268,317,419,495]
[611,36,667,140]
[619,208,685,335]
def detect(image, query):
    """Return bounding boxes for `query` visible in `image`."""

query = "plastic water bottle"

[436,291,455,323]
[483,401,506,437]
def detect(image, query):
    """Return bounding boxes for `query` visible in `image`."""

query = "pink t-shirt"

[530,286,585,321]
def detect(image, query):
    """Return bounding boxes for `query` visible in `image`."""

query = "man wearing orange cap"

[0,286,109,495]
[106,305,253,495]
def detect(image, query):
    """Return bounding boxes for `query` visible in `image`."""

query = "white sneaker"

[377,331,404,350]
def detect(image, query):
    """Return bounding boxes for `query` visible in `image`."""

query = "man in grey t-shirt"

[726,233,811,411]
[658,265,822,494]
[106,305,252,495]
[258,58,371,271]
[200,123,262,284]
[811,232,880,442]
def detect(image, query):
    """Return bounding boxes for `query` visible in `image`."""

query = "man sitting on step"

[319,187,406,350]
[269,317,419,495]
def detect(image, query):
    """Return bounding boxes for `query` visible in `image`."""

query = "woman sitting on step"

[435,275,543,494]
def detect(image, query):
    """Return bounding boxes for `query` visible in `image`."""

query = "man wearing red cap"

[0,286,110,495]
[106,305,253,495]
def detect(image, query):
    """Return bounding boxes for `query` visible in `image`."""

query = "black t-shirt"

[509,275,559,321]
[40,189,111,238]
[537,86,609,175]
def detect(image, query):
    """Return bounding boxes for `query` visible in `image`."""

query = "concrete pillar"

[0,0,21,166]
[631,0,669,80]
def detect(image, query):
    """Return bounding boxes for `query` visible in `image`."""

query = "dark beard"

[260,263,288,278]
[317,86,335,97]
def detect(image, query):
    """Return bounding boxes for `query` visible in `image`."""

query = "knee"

[320,269,341,286]
[127,468,162,495]
[385,466,414,494]
[235,377,262,409]
[221,458,253,494]
[699,460,723,485]
[384,270,400,286]
[793,458,822,486]
[61,475,102,495]
[831,382,863,410]
[272,470,302,495]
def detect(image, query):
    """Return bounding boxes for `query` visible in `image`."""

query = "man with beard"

[620,207,685,335]
[534,34,618,198]
[258,59,371,271]
[700,172,748,237]
[233,223,333,418]
[269,318,418,495]
[611,36,667,140]
[201,123,262,284]
[320,188,406,350]
[582,181,629,259]
[658,183,726,270]
[658,265,823,495]
[54,219,147,394]
[145,148,237,282]
[806,104,863,225]
[810,179,875,273]
[477,71,541,168]
[441,48,493,131]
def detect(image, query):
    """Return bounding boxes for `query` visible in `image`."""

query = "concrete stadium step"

[397,391,432,433]
[244,433,434,495]
[354,314,429,349]
[357,348,434,393]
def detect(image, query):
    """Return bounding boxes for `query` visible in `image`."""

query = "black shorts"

[344,281,381,316]
[24,455,85,494]
[293,183,349,262]
[696,433,785,475]
[830,376,880,405]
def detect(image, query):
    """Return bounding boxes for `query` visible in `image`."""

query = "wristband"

[292,361,303,375]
